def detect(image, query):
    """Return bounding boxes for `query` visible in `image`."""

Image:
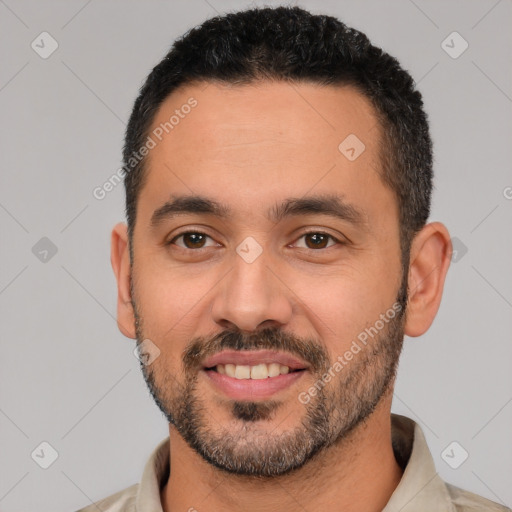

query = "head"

[111,6,451,477]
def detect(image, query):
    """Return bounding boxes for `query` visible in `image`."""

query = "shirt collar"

[136,434,169,511]
[136,414,453,511]
[383,414,454,511]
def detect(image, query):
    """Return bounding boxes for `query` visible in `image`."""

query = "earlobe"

[111,222,137,339]
[404,222,452,338]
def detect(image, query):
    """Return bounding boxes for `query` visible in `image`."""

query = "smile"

[201,350,308,400]
[210,362,298,379]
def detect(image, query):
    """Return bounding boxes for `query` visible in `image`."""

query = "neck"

[161,397,402,512]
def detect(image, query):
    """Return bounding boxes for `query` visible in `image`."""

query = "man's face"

[130,81,406,476]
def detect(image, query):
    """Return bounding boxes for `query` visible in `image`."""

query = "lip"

[202,350,309,370]
[203,367,306,400]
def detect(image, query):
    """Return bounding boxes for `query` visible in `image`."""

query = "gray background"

[0,0,511,510]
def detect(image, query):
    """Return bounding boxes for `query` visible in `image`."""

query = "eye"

[293,231,340,250]
[168,230,342,252]
[169,231,218,250]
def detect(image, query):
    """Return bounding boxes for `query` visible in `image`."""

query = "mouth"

[201,350,308,400]
[206,362,303,379]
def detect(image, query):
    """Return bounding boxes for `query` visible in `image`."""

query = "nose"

[210,249,293,333]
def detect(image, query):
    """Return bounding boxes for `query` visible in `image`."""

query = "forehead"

[149,80,379,165]
[138,80,392,225]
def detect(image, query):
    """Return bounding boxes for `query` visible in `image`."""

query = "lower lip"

[203,369,306,400]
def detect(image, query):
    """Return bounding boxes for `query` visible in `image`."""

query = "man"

[78,6,510,512]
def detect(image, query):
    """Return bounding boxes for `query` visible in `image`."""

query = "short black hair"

[123,5,432,264]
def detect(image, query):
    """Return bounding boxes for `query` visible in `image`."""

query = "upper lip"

[202,350,309,370]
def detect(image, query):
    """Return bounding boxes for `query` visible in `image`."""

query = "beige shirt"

[76,414,510,511]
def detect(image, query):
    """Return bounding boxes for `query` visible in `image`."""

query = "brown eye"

[304,233,329,249]
[296,232,338,250]
[171,232,215,249]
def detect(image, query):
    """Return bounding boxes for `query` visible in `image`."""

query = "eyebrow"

[150,193,367,229]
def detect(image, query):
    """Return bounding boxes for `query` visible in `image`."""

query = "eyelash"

[168,229,342,251]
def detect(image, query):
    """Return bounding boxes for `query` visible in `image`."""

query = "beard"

[132,276,408,478]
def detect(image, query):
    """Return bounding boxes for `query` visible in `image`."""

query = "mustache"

[182,326,330,374]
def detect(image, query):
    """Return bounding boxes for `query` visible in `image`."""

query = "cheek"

[292,264,399,354]
[133,261,219,337]
[299,280,371,347]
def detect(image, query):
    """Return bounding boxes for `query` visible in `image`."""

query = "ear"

[404,222,452,337]
[111,222,136,339]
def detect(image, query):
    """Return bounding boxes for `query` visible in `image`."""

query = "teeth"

[234,365,251,379]
[250,363,268,379]
[268,363,281,377]
[215,363,294,379]
[225,364,236,378]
